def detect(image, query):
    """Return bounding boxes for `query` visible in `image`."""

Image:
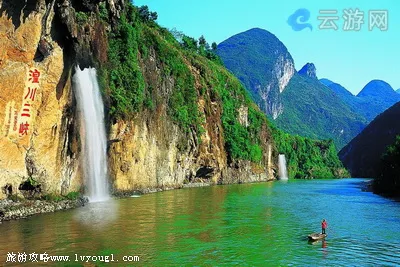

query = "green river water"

[1,178,400,266]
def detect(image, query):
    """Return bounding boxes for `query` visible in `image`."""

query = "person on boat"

[321,219,327,234]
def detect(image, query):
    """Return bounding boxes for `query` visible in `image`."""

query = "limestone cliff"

[0,0,82,199]
[217,28,295,120]
[0,0,276,199]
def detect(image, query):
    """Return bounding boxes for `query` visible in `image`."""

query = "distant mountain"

[396,89,400,94]
[358,80,396,99]
[276,72,366,149]
[217,28,295,119]
[321,79,400,122]
[217,28,366,149]
[339,102,400,178]
[320,79,354,99]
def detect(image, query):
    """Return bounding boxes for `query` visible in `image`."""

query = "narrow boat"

[308,233,327,241]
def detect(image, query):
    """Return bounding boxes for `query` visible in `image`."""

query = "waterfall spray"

[73,67,110,202]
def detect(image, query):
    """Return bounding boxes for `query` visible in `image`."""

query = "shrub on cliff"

[104,11,145,118]
[374,135,400,195]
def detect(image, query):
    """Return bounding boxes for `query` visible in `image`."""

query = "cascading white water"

[73,67,109,202]
[278,154,288,180]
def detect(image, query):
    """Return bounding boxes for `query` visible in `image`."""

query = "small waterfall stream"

[73,67,109,202]
[278,154,288,180]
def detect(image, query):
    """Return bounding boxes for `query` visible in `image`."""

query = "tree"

[211,42,217,51]
[170,28,184,42]
[199,35,207,47]
[138,5,158,22]
[182,35,198,51]
[149,11,158,21]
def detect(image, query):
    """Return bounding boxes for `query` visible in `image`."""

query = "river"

[1,179,400,266]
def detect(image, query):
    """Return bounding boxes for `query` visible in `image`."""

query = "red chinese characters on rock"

[21,103,31,118]
[19,69,41,136]
[25,87,37,101]
[19,122,30,136]
[28,69,41,83]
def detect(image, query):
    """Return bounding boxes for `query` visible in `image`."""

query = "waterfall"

[278,154,288,180]
[73,67,109,202]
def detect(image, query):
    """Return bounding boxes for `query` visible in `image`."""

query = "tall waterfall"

[73,67,109,202]
[278,154,288,180]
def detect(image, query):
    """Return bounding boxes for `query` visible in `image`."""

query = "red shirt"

[322,221,327,229]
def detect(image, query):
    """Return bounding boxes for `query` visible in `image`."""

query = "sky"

[134,0,400,95]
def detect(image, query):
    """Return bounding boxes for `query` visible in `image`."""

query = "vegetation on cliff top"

[96,2,347,175]
[98,3,266,163]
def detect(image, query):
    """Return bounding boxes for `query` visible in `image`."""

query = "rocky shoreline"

[0,197,88,223]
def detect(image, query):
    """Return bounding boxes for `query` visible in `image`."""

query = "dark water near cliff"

[1,179,400,266]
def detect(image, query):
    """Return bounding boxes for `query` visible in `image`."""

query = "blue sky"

[134,0,400,94]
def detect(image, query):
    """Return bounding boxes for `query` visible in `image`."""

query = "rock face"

[0,1,276,199]
[0,0,82,199]
[298,63,317,79]
[217,28,295,120]
[107,46,275,193]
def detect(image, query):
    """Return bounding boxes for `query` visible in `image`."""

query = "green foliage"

[182,35,198,51]
[27,177,38,187]
[138,5,158,22]
[204,62,265,163]
[272,127,349,179]
[276,75,366,150]
[139,24,201,133]
[65,191,81,200]
[98,2,109,21]
[76,11,89,25]
[375,135,400,195]
[178,34,222,63]
[41,192,81,202]
[105,13,145,119]
[41,194,64,202]
[199,35,207,46]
